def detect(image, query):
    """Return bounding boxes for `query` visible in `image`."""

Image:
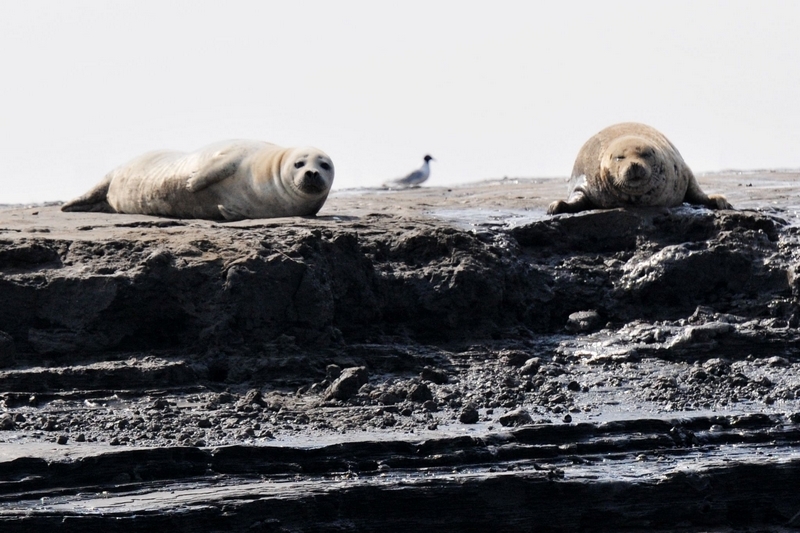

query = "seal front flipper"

[186,150,243,192]
[683,175,733,210]
[61,175,114,212]
[547,182,594,215]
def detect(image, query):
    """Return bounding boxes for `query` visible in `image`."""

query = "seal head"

[282,147,334,196]
[601,135,664,200]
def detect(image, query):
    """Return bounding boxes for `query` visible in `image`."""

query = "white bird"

[382,155,434,189]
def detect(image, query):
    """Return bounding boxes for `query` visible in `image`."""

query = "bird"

[382,155,435,189]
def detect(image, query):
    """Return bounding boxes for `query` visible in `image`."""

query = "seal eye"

[294,160,305,169]
[319,162,331,171]
[615,155,625,162]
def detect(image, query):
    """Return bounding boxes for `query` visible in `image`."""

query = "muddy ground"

[1,171,800,531]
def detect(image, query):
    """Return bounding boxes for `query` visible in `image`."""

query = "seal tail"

[61,175,115,213]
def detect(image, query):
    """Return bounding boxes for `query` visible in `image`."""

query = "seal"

[548,123,731,215]
[61,140,335,220]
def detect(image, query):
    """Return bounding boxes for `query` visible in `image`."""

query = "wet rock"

[326,364,342,381]
[368,385,398,405]
[0,330,15,368]
[408,382,433,403]
[499,349,530,366]
[216,392,236,404]
[519,358,541,375]
[688,322,735,342]
[325,366,369,401]
[151,398,170,410]
[498,408,533,427]
[730,373,750,387]
[422,400,438,412]
[703,358,731,376]
[690,368,708,382]
[459,403,480,424]
[237,389,267,409]
[511,209,641,252]
[566,310,603,333]
[420,366,448,384]
[0,413,14,430]
[0,242,61,268]
[768,356,790,367]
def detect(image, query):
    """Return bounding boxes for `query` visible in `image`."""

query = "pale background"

[1,0,799,204]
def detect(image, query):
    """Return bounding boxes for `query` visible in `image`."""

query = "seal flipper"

[547,178,595,215]
[61,175,114,213]
[186,150,243,192]
[683,174,733,210]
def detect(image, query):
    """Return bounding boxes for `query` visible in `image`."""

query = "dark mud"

[1,172,800,531]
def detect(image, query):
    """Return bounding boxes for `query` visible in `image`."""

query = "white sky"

[1,0,799,204]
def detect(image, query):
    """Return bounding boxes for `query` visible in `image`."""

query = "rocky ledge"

[1,172,800,531]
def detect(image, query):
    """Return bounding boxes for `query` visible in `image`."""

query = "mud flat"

[1,171,800,531]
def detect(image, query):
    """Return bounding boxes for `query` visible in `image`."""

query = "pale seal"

[61,141,335,220]
[547,123,731,215]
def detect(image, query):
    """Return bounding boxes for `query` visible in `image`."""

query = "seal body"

[548,123,731,215]
[61,141,335,220]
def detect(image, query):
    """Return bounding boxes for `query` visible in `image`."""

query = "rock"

[408,382,433,403]
[499,349,530,366]
[519,358,541,375]
[498,408,533,427]
[566,310,603,333]
[420,366,448,384]
[237,389,267,409]
[377,392,401,405]
[768,356,790,367]
[326,364,342,381]
[0,413,15,430]
[703,358,731,376]
[422,400,438,412]
[0,330,15,368]
[324,367,369,401]
[459,403,480,424]
[688,322,735,342]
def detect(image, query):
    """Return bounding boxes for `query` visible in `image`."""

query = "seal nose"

[299,169,326,194]
[627,162,648,181]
